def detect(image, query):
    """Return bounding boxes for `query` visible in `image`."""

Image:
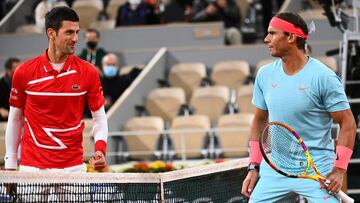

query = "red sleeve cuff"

[95,140,107,156]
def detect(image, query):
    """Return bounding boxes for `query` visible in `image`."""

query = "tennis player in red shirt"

[4,6,108,172]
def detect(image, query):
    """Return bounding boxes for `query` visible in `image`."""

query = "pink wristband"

[249,141,262,164]
[334,145,353,171]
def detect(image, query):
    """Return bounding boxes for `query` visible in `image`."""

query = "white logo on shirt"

[25,118,84,150]
[11,88,18,94]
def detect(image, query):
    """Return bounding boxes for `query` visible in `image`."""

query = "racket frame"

[259,122,325,182]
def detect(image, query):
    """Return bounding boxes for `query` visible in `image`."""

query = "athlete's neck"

[281,51,308,75]
[47,46,68,64]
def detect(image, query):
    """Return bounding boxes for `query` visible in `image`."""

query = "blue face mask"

[48,0,57,4]
[103,65,118,78]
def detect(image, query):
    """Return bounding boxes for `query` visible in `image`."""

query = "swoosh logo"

[323,195,332,200]
[298,87,309,91]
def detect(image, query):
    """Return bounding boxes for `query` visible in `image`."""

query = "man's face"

[264,26,289,57]
[102,55,119,78]
[53,20,80,55]
[84,31,99,50]
[85,31,99,43]
[103,56,118,69]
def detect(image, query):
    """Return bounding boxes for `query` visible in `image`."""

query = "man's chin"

[66,50,75,55]
[270,53,279,57]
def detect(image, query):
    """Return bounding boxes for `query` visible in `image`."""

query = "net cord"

[0,158,249,184]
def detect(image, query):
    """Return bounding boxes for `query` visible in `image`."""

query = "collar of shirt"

[41,49,74,74]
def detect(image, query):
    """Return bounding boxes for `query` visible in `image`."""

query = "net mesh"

[261,124,309,176]
[0,159,248,203]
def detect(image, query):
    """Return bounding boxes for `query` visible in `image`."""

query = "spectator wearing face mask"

[35,0,69,32]
[101,53,142,111]
[115,0,160,26]
[78,28,107,73]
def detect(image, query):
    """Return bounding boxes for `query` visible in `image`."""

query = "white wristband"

[4,153,18,169]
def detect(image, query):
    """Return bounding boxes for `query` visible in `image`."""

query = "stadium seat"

[89,19,116,30]
[80,119,95,161]
[299,9,327,20]
[120,64,145,75]
[72,0,103,29]
[317,56,338,72]
[235,0,249,20]
[145,87,186,122]
[107,0,128,20]
[0,122,7,163]
[15,24,42,34]
[211,60,250,89]
[190,85,230,122]
[237,84,255,113]
[170,115,211,158]
[124,116,164,160]
[217,113,254,157]
[168,62,207,101]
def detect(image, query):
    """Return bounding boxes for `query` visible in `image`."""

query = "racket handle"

[338,190,354,203]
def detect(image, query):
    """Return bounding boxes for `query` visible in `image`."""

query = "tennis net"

[0,158,248,203]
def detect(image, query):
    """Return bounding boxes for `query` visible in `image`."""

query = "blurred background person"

[115,0,160,26]
[78,28,107,73]
[0,57,20,122]
[190,0,241,45]
[35,0,68,32]
[101,53,142,111]
[162,0,193,23]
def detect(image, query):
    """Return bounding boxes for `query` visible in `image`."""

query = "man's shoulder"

[97,48,107,55]
[257,59,279,75]
[72,55,93,67]
[72,56,100,73]
[308,57,336,76]
[16,55,43,72]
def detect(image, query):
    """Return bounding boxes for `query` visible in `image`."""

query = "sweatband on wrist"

[249,141,262,164]
[334,145,353,171]
[4,153,18,169]
[95,140,107,156]
[269,17,308,39]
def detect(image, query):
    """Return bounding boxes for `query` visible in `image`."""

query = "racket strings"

[262,125,309,176]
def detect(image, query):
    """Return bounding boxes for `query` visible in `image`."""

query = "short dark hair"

[275,12,308,51]
[45,6,79,34]
[4,57,20,70]
[85,28,100,38]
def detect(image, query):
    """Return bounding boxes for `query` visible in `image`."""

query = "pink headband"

[269,17,308,39]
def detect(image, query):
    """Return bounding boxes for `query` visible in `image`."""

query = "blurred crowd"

[0,0,285,120]
[1,0,285,45]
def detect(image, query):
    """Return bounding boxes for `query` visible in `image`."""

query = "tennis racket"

[259,122,354,203]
